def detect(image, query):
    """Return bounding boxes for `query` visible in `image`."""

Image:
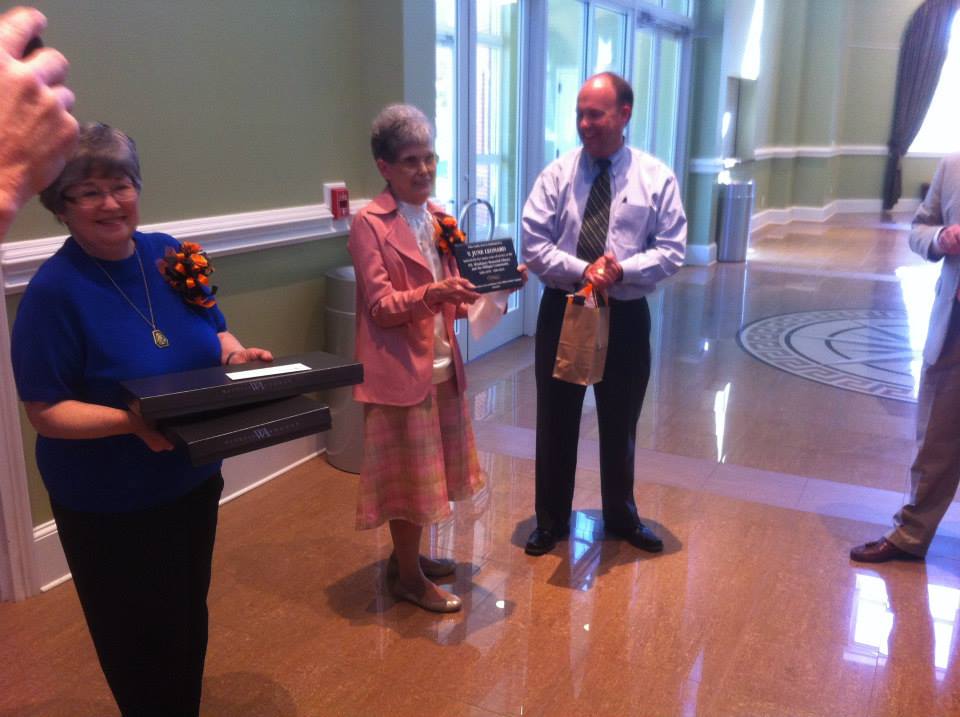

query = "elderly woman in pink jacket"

[348,104,524,612]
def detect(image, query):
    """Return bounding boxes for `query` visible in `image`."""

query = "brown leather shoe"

[850,538,922,563]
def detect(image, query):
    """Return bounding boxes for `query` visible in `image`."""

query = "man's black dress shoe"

[608,523,663,553]
[525,527,567,556]
[850,537,922,563]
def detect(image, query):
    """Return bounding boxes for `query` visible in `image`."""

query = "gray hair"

[40,122,142,216]
[370,104,434,162]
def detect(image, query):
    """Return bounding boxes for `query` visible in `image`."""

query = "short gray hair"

[40,122,142,216]
[370,104,434,162]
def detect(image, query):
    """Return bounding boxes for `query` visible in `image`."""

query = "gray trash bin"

[716,180,755,262]
[324,266,363,474]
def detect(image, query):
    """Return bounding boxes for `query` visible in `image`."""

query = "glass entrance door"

[630,20,687,170]
[436,0,525,361]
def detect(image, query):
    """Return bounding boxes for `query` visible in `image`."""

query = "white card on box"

[226,363,311,381]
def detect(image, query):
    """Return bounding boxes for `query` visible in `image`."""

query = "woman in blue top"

[11,123,272,717]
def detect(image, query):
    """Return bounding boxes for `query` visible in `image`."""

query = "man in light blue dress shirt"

[521,72,686,556]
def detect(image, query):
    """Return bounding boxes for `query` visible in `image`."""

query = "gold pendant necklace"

[92,242,169,348]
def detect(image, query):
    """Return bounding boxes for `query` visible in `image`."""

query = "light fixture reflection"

[895,263,940,398]
[496,599,506,609]
[571,512,601,591]
[928,584,960,671]
[713,382,731,463]
[740,0,765,81]
[847,572,960,677]
[848,574,892,662]
[597,38,613,70]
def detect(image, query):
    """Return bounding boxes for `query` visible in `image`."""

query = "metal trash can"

[324,266,363,474]
[715,180,755,262]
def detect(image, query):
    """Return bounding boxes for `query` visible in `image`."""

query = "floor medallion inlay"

[738,309,919,402]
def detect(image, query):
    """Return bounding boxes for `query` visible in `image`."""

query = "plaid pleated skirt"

[356,377,484,530]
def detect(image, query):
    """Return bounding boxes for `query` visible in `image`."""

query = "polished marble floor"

[2,213,960,716]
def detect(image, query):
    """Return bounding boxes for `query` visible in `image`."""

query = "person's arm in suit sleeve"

[522,164,590,282]
[910,160,947,262]
[348,214,437,329]
[618,172,687,286]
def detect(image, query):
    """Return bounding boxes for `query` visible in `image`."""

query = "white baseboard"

[686,242,718,266]
[750,197,920,231]
[750,207,793,230]
[34,435,329,591]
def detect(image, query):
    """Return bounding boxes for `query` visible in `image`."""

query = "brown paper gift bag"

[552,288,609,386]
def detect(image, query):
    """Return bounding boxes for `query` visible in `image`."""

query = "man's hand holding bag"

[552,283,609,386]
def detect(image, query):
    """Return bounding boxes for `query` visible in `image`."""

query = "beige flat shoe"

[390,581,462,613]
[386,552,456,578]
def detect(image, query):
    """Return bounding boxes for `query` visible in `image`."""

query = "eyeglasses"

[63,183,139,208]
[393,152,439,172]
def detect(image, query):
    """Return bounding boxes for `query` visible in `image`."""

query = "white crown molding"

[747,145,947,161]
[752,145,887,160]
[691,144,922,171]
[1,199,370,295]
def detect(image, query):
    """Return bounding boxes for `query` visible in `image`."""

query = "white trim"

[685,242,717,266]
[748,144,947,161]
[752,144,886,160]
[1,199,370,295]
[0,260,39,601]
[751,198,921,230]
[751,204,837,229]
[218,448,322,508]
[34,520,69,593]
[905,151,952,159]
[689,157,725,174]
[847,42,898,51]
[521,0,547,339]
[35,443,329,592]
[894,198,921,214]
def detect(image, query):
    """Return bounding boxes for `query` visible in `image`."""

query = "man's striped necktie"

[576,158,612,264]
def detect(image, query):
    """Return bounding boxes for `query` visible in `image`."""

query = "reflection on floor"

[2,213,959,716]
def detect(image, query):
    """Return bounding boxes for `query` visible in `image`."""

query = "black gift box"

[122,350,363,421]
[163,395,331,466]
[121,350,363,465]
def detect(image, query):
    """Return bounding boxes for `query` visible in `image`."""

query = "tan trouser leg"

[889,306,960,555]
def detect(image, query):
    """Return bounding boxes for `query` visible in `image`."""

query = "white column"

[0,262,39,601]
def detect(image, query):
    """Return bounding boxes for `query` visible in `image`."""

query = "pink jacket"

[347,190,468,406]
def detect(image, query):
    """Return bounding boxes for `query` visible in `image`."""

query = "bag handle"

[569,282,606,307]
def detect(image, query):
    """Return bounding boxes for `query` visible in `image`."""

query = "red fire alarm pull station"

[331,187,350,219]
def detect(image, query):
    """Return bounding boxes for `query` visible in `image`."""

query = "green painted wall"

[726,0,936,210]
[796,2,842,145]
[2,0,410,242]
[1,0,433,526]
[770,0,805,146]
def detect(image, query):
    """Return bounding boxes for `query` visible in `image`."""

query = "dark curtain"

[882,0,958,210]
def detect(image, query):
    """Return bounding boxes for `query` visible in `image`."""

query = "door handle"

[457,198,496,242]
